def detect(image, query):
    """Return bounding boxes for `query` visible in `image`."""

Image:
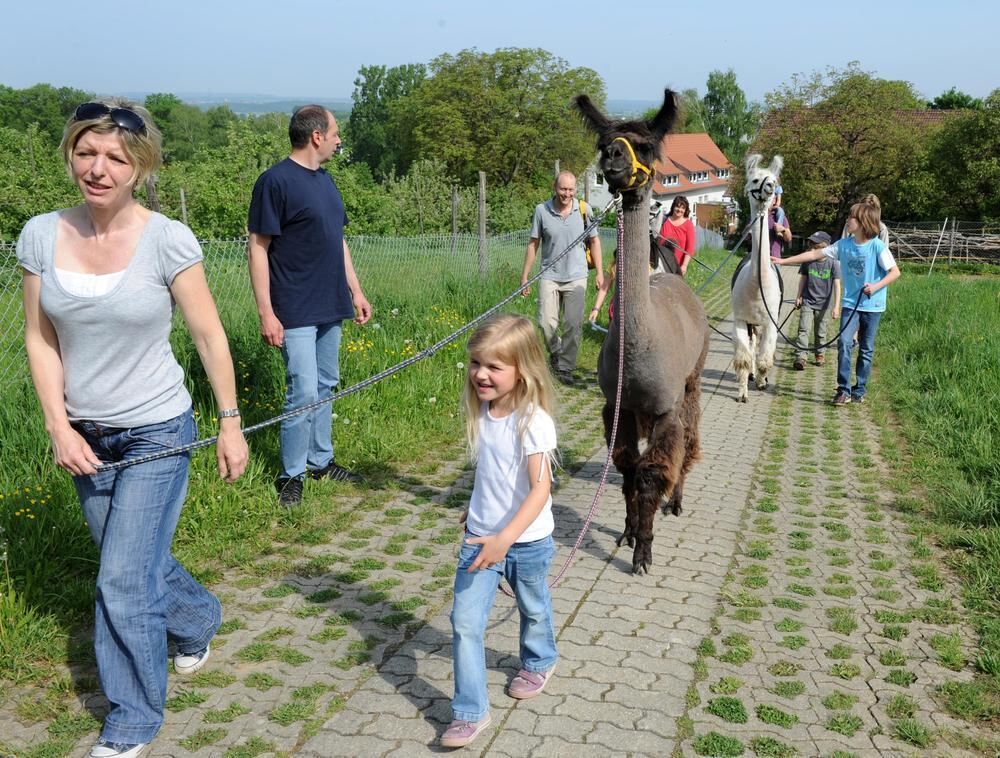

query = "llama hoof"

[616,531,636,549]
[631,543,653,575]
[662,498,682,517]
[736,394,748,404]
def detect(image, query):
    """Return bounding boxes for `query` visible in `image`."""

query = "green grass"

[874,273,1000,708]
[756,704,798,727]
[706,696,748,723]
[692,731,744,756]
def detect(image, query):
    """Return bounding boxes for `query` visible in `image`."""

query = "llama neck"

[749,205,771,283]
[619,196,653,336]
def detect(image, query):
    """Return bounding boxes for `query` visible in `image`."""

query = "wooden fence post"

[180,188,189,227]
[478,172,487,277]
[451,185,458,256]
[948,218,956,265]
[145,176,161,213]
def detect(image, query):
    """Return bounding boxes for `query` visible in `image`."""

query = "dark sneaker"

[793,358,806,371]
[832,391,852,406]
[90,739,146,758]
[309,461,362,483]
[507,664,556,699]
[556,370,575,386]
[853,395,866,404]
[275,477,303,506]
[440,715,492,748]
[173,644,210,675]
[815,353,825,366]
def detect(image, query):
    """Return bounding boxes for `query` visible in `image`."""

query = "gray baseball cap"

[807,230,832,245]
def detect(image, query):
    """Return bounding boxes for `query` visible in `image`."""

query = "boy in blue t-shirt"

[777,199,901,405]
[793,230,841,370]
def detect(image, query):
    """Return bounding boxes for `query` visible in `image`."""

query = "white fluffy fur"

[730,154,784,403]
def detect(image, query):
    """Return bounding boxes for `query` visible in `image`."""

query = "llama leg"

[756,322,779,390]
[665,365,705,516]
[732,320,752,403]
[633,412,685,574]
[604,405,640,549]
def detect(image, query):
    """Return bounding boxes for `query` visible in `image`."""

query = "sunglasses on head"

[74,102,146,134]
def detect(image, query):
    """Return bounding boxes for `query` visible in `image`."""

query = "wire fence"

[0,228,618,388]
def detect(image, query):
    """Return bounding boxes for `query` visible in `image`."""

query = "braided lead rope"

[500,203,629,597]
[94,197,622,474]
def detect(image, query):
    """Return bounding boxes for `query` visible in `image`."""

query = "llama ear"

[745,153,762,174]
[648,89,679,139]
[767,155,784,177]
[574,95,609,133]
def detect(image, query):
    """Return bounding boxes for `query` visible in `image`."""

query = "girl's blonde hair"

[849,199,881,241]
[60,97,163,188]
[462,313,554,459]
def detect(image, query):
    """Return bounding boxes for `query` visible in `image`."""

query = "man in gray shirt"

[520,172,603,384]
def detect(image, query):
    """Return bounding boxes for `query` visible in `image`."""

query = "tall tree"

[0,83,93,143]
[144,93,238,162]
[752,64,931,231]
[347,63,426,180]
[0,124,78,237]
[701,69,760,163]
[928,86,983,110]
[397,48,604,187]
[929,89,1000,221]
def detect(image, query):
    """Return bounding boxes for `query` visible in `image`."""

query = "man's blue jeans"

[837,310,883,399]
[72,409,220,744]
[450,534,558,722]
[280,322,342,480]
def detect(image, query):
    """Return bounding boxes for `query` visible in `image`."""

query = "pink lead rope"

[499,205,627,597]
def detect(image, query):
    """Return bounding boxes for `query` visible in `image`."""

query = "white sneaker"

[173,643,210,675]
[90,738,146,758]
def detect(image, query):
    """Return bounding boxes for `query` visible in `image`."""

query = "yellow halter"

[611,136,654,190]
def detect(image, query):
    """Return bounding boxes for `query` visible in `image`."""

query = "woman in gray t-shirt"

[17,98,248,758]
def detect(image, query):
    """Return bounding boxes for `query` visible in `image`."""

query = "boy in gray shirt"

[793,231,841,369]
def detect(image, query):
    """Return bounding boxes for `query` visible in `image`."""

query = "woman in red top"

[657,195,696,276]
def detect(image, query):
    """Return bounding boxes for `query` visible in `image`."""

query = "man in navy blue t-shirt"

[248,105,372,506]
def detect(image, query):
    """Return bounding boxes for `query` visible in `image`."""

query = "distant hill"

[125,92,654,120]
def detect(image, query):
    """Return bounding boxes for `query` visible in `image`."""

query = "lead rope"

[92,197,621,473]
[499,202,628,597]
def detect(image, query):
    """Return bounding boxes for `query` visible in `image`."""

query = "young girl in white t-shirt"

[440,314,559,749]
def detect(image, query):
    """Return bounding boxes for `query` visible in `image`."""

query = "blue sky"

[2,0,995,105]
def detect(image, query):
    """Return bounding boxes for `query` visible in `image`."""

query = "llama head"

[575,89,679,200]
[744,153,784,215]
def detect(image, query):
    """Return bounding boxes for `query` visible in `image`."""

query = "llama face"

[575,89,679,194]
[744,154,784,212]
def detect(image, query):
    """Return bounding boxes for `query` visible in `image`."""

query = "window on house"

[662,174,678,186]
[716,169,729,179]
[596,173,604,185]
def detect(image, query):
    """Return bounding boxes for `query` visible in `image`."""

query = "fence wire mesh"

[0,229,617,387]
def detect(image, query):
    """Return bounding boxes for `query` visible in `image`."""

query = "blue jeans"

[280,322,342,480]
[72,409,220,744]
[837,310,883,399]
[450,534,557,722]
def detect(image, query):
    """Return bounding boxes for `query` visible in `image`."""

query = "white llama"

[730,154,784,403]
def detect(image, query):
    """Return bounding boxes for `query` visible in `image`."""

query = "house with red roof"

[583,132,737,233]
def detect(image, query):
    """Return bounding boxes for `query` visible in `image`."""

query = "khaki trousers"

[538,278,587,372]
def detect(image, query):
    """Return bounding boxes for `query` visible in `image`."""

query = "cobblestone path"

[5,270,995,757]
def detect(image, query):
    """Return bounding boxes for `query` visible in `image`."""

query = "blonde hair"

[462,314,555,460]
[60,97,162,187]
[849,199,882,240]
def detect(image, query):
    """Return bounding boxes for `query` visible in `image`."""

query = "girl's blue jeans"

[450,534,558,722]
[72,408,221,744]
[837,310,883,399]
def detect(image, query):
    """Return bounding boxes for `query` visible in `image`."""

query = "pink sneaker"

[439,715,492,748]
[507,664,556,699]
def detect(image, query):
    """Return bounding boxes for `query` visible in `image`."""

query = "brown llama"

[575,89,710,574]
